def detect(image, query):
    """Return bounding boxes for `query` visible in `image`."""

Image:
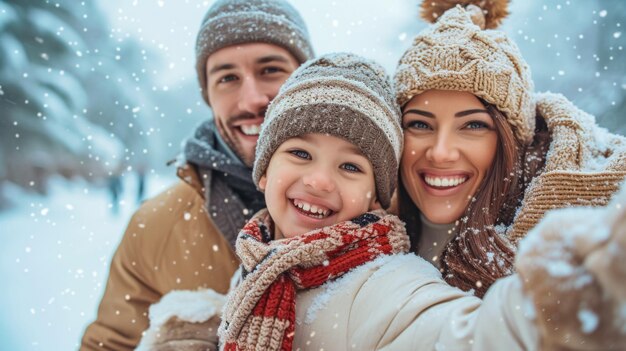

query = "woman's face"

[401,90,498,224]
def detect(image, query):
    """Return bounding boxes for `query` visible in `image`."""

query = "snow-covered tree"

[0,0,157,200]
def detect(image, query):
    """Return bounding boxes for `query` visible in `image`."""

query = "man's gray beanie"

[195,0,315,105]
[253,53,403,209]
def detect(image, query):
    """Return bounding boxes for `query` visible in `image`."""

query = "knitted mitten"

[516,181,626,350]
[135,289,226,351]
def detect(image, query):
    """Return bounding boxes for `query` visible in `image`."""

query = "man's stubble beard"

[214,111,262,168]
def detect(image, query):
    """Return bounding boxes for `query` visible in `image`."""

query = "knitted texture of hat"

[253,53,403,208]
[195,0,314,105]
[395,4,536,144]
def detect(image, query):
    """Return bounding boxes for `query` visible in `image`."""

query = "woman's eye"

[465,121,491,130]
[341,163,361,173]
[405,120,431,130]
[289,149,310,159]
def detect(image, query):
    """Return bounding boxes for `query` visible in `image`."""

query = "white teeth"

[293,199,331,218]
[425,176,468,188]
[240,124,261,136]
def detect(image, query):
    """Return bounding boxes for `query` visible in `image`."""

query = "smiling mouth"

[239,124,262,136]
[291,199,334,219]
[422,175,468,189]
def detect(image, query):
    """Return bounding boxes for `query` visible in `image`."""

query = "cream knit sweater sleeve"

[294,254,538,351]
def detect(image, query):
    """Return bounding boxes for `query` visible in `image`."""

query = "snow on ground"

[0,172,175,350]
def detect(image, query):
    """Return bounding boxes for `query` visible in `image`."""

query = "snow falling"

[1,0,625,350]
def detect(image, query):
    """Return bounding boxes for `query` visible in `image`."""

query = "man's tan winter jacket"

[80,164,239,351]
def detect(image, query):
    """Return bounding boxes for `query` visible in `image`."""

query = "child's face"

[259,133,379,239]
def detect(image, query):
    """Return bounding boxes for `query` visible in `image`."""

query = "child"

[218,52,408,350]
[138,53,626,351]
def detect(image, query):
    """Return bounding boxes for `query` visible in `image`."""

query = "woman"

[394,0,626,297]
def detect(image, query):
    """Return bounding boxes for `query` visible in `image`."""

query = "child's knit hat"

[395,0,536,144]
[253,53,402,208]
[195,0,314,105]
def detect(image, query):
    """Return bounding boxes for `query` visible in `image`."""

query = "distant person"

[136,170,146,204]
[106,175,122,214]
[80,0,314,349]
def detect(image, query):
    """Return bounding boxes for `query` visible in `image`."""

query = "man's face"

[205,43,300,167]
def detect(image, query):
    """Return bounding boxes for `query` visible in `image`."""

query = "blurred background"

[0,0,624,349]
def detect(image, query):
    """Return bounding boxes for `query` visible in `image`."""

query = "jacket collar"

[177,163,206,200]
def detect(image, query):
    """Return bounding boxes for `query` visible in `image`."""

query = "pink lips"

[232,117,265,127]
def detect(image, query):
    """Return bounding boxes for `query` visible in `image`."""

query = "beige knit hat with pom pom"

[395,0,536,144]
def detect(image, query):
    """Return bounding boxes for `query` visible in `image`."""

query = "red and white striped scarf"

[218,209,409,351]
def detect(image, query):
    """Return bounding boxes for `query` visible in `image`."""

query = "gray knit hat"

[195,0,314,105]
[253,53,403,208]
[395,1,535,144]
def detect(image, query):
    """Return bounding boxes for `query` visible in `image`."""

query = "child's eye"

[289,149,311,160]
[404,120,431,130]
[464,121,491,130]
[341,163,362,173]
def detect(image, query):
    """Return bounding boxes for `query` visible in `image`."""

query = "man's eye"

[289,149,310,159]
[218,74,238,83]
[262,66,283,75]
[341,163,361,173]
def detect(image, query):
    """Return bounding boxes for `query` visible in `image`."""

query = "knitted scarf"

[507,93,626,245]
[218,209,410,351]
[184,120,265,248]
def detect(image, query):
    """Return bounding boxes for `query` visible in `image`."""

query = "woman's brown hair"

[398,101,548,297]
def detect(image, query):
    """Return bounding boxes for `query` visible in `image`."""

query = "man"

[80,1,314,349]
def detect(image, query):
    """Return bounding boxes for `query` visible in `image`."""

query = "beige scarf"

[508,92,626,244]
